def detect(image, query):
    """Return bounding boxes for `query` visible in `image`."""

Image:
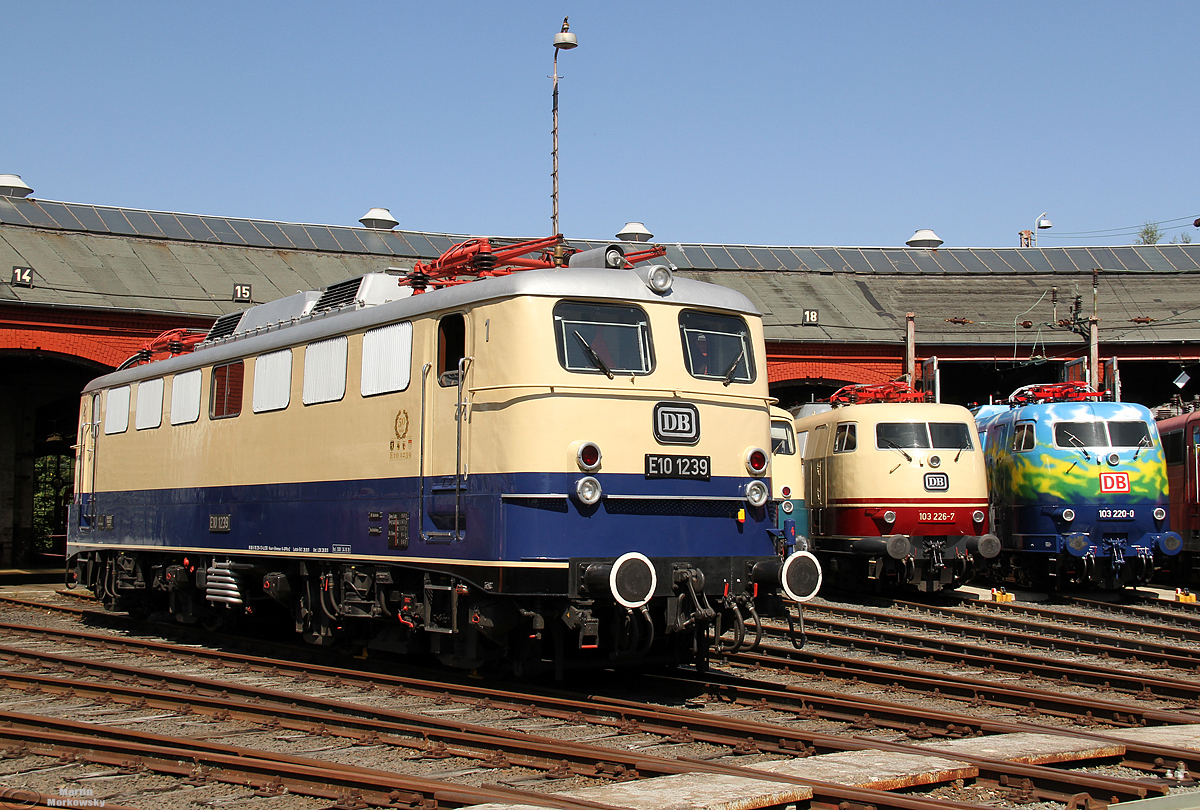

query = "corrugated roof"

[3,194,1198,346]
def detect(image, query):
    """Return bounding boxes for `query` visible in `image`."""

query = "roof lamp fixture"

[358,207,399,230]
[906,228,943,249]
[616,221,654,242]
[551,17,578,236]
[634,263,674,294]
[0,174,33,198]
[1033,211,1052,246]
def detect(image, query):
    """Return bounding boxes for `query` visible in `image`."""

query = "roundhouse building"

[3,184,1199,565]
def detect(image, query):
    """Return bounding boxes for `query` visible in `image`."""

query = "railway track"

[0,588,1193,808]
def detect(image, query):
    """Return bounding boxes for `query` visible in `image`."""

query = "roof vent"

[359,208,399,230]
[906,229,943,248]
[313,273,412,314]
[0,175,33,198]
[616,221,653,242]
[206,311,245,341]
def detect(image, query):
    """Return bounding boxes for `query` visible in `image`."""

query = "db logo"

[653,402,700,445]
[1099,472,1130,493]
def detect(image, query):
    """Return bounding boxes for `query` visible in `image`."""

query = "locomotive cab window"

[1108,420,1152,448]
[833,423,857,453]
[930,422,973,449]
[1054,421,1107,448]
[438,314,466,387]
[679,310,754,383]
[1013,423,1035,452]
[210,361,244,419]
[876,422,930,449]
[1164,430,1185,465]
[771,420,796,455]
[553,301,653,376]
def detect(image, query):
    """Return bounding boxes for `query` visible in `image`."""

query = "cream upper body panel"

[794,402,987,502]
[83,268,772,492]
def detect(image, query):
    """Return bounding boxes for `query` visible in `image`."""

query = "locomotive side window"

[210,361,244,419]
[253,349,293,413]
[362,321,413,396]
[303,336,348,405]
[1163,430,1185,465]
[438,314,466,386]
[1108,420,1152,448]
[170,369,202,425]
[554,301,653,376]
[771,420,796,454]
[104,386,131,434]
[1013,423,1035,452]
[876,422,930,449]
[1054,421,1107,448]
[678,310,754,383]
[134,378,164,430]
[833,423,857,453]
[929,422,973,449]
[795,430,808,457]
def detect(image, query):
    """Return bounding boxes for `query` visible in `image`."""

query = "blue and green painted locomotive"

[974,383,1181,589]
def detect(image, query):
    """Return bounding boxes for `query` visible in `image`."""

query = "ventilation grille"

[206,312,244,341]
[314,277,364,313]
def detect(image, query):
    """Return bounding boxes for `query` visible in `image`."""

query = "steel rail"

[0,710,632,810]
[781,614,1200,705]
[890,597,1200,647]
[0,624,1155,808]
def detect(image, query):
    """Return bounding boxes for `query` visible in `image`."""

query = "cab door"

[422,313,472,541]
[1189,421,1200,550]
[805,424,830,535]
[73,393,101,531]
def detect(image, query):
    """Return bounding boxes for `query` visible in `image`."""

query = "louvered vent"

[207,311,244,341]
[314,277,364,313]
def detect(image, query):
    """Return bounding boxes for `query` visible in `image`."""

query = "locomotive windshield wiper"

[954,440,969,462]
[1132,434,1151,460]
[1062,431,1091,461]
[721,346,746,386]
[884,439,913,462]
[574,331,614,379]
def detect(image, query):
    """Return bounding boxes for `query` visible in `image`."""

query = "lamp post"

[551,17,577,236]
[1033,212,1052,247]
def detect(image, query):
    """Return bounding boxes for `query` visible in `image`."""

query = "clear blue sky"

[7,2,1198,248]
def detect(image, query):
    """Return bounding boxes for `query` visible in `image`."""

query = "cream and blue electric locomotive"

[67,236,820,674]
[974,382,1181,589]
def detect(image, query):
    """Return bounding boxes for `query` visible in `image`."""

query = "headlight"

[928,455,941,468]
[745,480,769,507]
[972,510,985,523]
[1154,507,1167,521]
[1107,453,1120,466]
[781,500,794,514]
[575,476,602,505]
[882,510,897,524]
[1061,508,1075,523]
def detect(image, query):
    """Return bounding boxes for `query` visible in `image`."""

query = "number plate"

[645,454,710,480]
[1098,508,1135,520]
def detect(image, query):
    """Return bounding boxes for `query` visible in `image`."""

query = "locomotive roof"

[793,401,974,428]
[6,192,1200,347]
[972,399,1155,429]
[80,265,758,392]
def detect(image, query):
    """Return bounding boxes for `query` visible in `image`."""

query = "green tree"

[1170,231,1193,244]
[1136,221,1163,245]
